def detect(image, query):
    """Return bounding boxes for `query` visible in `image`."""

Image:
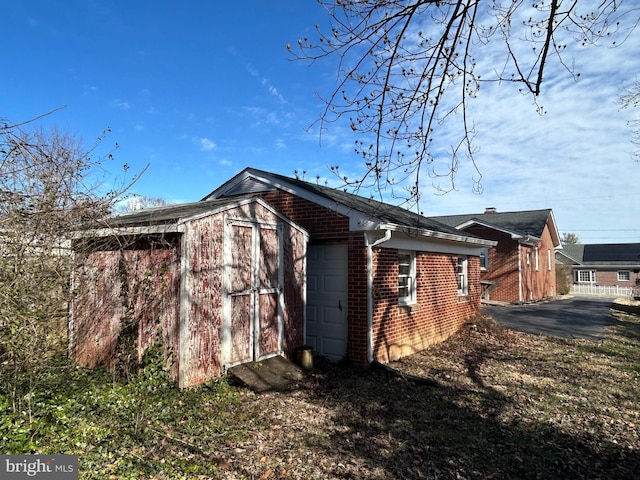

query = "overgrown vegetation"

[0,119,137,418]
[0,349,255,479]
[1,312,638,479]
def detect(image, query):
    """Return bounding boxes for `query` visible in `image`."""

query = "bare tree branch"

[292,0,638,205]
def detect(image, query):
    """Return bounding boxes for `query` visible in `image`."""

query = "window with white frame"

[618,271,631,281]
[398,251,416,305]
[534,247,539,271]
[548,250,552,271]
[577,270,596,283]
[457,256,468,296]
[479,248,489,271]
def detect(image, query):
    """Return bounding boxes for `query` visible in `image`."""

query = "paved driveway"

[482,296,618,340]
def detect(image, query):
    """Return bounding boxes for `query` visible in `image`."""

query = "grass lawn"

[1,311,639,479]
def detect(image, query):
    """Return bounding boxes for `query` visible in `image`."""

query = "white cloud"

[246,63,286,103]
[199,137,216,151]
[110,99,130,110]
[325,10,640,242]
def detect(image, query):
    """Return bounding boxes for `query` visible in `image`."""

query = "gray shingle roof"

[430,209,553,239]
[206,167,476,239]
[81,195,257,230]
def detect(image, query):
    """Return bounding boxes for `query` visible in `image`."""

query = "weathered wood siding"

[70,237,181,378]
[181,213,226,386]
[180,202,307,387]
[72,199,307,388]
[281,222,306,361]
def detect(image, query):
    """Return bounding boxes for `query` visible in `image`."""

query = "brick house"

[206,168,495,365]
[70,167,495,387]
[556,243,640,291]
[431,208,562,303]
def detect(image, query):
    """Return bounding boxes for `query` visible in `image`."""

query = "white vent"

[225,177,274,196]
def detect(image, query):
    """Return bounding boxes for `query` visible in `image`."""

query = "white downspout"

[365,230,392,363]
[518,243,523,302]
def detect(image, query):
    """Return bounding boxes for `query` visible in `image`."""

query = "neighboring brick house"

[431,208,562,303]
[556,243,640,290]
[206,168,496,365]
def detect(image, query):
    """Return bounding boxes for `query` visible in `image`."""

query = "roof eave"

[72,223,184,239]
[380,223,497,247]
[456,219,525,240]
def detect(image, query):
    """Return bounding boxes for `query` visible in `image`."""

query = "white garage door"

[306,244,348,361]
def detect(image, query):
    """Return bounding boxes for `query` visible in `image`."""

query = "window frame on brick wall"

[479,247,489,271]
[398,251,416,305]
[577,270,596,283]
[618,271,631,282]
[534,247,539,271]
[457,255,468,296]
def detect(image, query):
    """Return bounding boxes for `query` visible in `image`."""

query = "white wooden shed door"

[306,244,348,361]
[224,220,283,367]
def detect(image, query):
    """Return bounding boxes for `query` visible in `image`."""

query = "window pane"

[480,248,488,270]
[578,270,596,282]
[457,256,468,295]
[398,276,409,297]
[398,252,414,302]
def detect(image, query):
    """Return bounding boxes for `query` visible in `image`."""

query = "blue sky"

[3,1,640,243]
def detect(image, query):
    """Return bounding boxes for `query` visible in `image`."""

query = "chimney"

[484,207,497,214]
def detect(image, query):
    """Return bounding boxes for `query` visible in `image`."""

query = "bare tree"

[292,0,638,204]
[561,232,580,245]
[0,118,136,413]
[621,80,640,162]
[115,194,172,214]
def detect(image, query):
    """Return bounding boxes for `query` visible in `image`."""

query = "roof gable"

[204,167,491,245]
[431,209,561,247]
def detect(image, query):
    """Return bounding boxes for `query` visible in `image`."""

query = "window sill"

[399,302,421,312]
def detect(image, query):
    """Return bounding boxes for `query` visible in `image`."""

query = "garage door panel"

[305,335,318,352]
[306,244,347,361]
[307,275,318,292]
[322,306,345,325]
[323,246,346,261]
[322,275,346,292]
[321,338,347,359]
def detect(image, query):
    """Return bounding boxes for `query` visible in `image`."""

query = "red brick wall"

[253,189,482,364]
[370,248,481,363]
[466,227,521,303]
[520,225,557,301]
[258,190,350,240]
[465,222,557,303]
[347,233,369,364]
[590,269,640,287]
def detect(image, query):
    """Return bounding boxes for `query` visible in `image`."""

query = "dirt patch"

[612,297,640,315]
[204,313,640,479]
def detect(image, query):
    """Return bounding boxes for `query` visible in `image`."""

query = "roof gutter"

[379,223,496,247]
[519,234,542,246]
[365,229,393,364]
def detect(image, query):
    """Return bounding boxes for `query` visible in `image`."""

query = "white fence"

[570,284,637,297]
